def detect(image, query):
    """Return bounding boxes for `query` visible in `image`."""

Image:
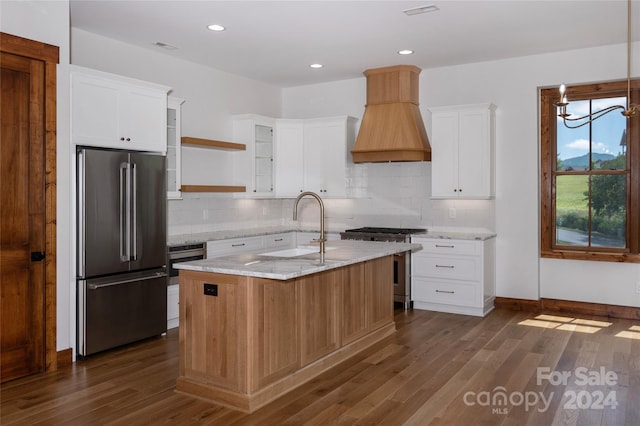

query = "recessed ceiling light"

[403,5,439,16]
[310,63,323,69]
[207,24,225,32]
[398,50,414,55]
[153,41,178,50]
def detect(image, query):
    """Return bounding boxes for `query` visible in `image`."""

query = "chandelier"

[555,0,637,129]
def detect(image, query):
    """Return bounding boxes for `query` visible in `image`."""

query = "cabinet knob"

[126,137,131,142]
[120,137,125,141]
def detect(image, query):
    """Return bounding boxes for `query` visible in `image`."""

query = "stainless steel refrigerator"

[77,147,167,357]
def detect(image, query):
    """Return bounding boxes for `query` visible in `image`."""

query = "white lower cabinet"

[205,232,296,258]
[411,237,495,317]
[206,236,265,258]
[167,284,179,329]
[264,232,295,249]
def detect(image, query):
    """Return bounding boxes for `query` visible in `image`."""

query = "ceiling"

[69,0,640,88]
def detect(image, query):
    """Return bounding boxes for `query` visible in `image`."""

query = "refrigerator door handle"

[119,162,130,262]
[87,271,168,290]
[78,150,86,277]
[131,161,137,261]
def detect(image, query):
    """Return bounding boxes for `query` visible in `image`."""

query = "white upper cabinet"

[429,103,496,199]
[70,66,170,153]
[275,116,355,198]
[236,115,355,198]
[302,116,353,197]
[233,114,276,196]
[274,119,304,197]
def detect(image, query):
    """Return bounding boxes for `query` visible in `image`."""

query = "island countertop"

[174,239,421,280]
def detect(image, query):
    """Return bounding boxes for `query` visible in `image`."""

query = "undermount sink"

[260,245,336,258]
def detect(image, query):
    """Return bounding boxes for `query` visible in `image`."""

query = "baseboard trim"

[541,298,640,321]
[57,348,73,368]
[495,297,640,320]
[494,297,541,313]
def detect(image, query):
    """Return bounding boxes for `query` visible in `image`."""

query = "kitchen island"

[175,240,418,412]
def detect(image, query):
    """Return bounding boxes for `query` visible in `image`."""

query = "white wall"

[283,42,640,306]
[1,0,73,351]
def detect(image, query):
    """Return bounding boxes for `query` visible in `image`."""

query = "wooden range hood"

[351,65,431,162]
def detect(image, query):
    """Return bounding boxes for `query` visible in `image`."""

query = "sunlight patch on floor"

[518,314,612,334]
[615,329,640,340]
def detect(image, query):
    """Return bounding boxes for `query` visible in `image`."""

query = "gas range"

[340,227,427,243]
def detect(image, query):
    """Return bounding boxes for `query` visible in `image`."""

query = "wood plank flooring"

[2,308,639,425]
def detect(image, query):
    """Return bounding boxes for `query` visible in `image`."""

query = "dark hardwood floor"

[2,308,639,425]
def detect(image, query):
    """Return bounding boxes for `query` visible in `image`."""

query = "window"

[540,79,640,262]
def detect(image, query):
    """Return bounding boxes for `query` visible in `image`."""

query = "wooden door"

[0,51,46,381]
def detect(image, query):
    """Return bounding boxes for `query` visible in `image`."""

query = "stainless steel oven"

[167,243,206,286]
[340,227,426,310]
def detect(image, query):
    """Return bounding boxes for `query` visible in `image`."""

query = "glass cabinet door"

[254,124,273,193]
[167,97,184,199]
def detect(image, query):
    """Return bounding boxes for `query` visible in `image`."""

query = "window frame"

[540,79,640,263]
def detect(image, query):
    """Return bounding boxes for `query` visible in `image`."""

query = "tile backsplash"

[168,161,495,236]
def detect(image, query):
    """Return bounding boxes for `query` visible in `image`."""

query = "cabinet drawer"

[413,238,480,256]
[206,236,264,258]
[413,278,479,308]
[413,255,479,281]
[264,232,294,249]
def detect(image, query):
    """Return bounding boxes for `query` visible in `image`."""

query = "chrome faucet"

[293,191,326,261]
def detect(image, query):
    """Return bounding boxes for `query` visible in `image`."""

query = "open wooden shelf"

[181,185,246,193]
[181,137,246,151]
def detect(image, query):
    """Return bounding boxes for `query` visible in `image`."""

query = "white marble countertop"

[412,230,496,241]
[175,239,421,280]
[168,226,496,245]
[167,226,340,246]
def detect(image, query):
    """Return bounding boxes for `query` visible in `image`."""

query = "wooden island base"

[176,256,395,413]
